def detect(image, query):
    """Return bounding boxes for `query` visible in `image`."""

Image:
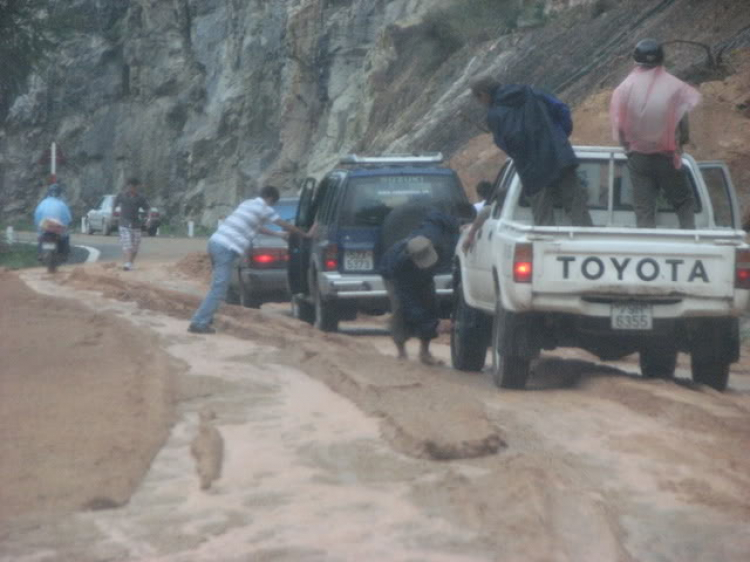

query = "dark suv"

[288,153,471,331]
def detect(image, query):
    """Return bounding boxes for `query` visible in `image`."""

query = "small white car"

[85,194,117,235]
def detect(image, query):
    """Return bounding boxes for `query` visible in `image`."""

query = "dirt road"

[1,258,749,562]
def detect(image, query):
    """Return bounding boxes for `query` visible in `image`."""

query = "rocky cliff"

[1,0,748,226]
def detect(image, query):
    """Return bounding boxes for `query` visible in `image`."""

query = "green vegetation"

[0,242,39,270]
[424,0,549,49]
[1,218,36,232]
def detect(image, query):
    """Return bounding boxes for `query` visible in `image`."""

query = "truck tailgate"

[534,235,736,299]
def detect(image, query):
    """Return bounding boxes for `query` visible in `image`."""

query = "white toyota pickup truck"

[452,146,749,391]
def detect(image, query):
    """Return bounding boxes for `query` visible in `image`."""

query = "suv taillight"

[513,243,533,284]
[249,247,288,269]
[736,248,750,289]
[323,243,338,271]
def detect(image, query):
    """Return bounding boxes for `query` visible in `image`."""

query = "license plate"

[611,302,652,330]
[41,243,56,251]
[344,250,373,271]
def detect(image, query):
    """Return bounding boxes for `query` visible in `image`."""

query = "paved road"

[70,232,209,263]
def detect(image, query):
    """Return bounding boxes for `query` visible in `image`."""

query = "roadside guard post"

[5,226,14,245]
[188,221,195,238]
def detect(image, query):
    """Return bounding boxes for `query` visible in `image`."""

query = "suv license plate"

[344,250,373,271]
[41,242,57,251]
[611,302,653,330]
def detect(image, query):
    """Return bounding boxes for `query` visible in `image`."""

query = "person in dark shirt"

[379,210,459,365]
[113,177,150,271]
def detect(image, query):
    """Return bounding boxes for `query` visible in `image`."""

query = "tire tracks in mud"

[21,264,750,561]
[60,266,505,461]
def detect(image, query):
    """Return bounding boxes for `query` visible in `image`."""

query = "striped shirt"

[211,198,280,255]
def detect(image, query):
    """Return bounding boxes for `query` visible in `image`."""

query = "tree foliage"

[0,0,57,120]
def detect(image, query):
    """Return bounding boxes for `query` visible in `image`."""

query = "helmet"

[47,183,62,197]
[633,39,664,66]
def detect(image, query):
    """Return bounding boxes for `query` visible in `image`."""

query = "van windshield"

[339,174,464,227]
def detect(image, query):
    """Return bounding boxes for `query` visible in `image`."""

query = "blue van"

[288,153,472,331]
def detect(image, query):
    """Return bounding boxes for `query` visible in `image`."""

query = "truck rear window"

[576,160,700,212]
[517,159,701,214]
[339,174,465,226]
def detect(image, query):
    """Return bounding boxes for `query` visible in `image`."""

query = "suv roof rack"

[339,152,444,166]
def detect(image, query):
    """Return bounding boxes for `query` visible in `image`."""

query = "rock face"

[1,0,748,226]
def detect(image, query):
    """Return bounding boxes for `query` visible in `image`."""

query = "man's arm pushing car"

[273,218,311,238]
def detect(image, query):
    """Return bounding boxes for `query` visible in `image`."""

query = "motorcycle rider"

[34,183,73,260]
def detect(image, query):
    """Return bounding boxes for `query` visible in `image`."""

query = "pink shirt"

[610,66,701,167]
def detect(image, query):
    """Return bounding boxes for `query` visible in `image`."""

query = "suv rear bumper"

[319,272,453,300]
[238,266,290,301]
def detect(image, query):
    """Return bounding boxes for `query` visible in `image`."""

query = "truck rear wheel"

[690,318,736,391]
[691,357,730,391]
[639,346,677,379]
[491,303,530,389]
[451,285,490,372]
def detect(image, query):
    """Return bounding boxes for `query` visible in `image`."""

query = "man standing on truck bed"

[611,39,701,229]
[469,76,592,227]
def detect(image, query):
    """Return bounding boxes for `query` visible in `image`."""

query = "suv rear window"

[339,174,464,226]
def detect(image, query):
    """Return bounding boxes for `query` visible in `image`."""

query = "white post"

[5,226,14,245]
[51,142,57,177]
[81,217,87,233]
[188,221,195,238]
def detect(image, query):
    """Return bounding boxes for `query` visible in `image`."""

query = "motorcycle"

[39,218,68,273]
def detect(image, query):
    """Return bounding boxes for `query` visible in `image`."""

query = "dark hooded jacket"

[378,209,458,340]
[486,85,577,196]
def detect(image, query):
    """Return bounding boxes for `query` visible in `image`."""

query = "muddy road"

[1,258,749,562]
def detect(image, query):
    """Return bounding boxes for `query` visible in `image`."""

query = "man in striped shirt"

[188,185,309,334]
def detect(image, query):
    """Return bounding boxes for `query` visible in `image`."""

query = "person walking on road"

[469,76,592,228]
[610,39,701,229]
[114,178,150,271]
[379,210,460,365]
[188,185,310,334]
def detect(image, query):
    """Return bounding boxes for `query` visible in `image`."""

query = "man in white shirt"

[188,185,309,334]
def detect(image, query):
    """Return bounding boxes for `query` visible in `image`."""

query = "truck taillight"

[323,243,338,271]
[736,248,750,289]
[513,243,533,284]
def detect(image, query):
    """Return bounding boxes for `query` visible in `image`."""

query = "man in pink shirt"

[611,39,702,229]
